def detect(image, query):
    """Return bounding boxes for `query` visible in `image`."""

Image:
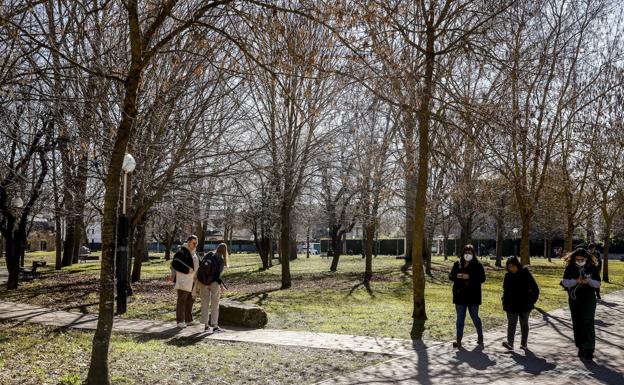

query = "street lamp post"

[116,153,135,315]
[512,228,519,257]
[11,197,24,267]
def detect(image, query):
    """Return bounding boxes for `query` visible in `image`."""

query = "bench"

[19,260,46,280]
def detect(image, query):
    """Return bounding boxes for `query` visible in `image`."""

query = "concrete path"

[0,269,7,286]
[0,300,417,356]
[318,290,624,385]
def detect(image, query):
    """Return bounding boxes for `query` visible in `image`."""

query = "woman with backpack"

[561,248,601,361]
[195,242,229,332]
[501,256,540,350]
[449,244,486,348]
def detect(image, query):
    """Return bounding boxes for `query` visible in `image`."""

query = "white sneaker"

[177,322,186,329]
[212,326,224,333]
[187,320,200,326]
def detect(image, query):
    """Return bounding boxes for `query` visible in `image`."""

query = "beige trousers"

[198,281,221,326]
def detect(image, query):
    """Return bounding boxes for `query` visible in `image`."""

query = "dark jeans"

[506,311,530,346]
[570,296,596,355]
[176,290,195,323]
[455,304,483,340]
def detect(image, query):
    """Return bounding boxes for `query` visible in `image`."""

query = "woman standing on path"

[501,256,540,350]
[561,248,601,361]
[171,235,200,328]
[449,244,486,348]
[195,242,229,332]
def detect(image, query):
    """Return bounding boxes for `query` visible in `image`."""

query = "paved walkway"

[318,290,624,385]
[0,269,7,286]
[0,300,417,356]
[1,281,622,384]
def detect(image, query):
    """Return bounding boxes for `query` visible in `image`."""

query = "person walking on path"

[561,248,601,361]
[449,244,486,348]
[171,235,200,328]
[194,242,229,332]
[501,256,540,351]
[587,243,602,300]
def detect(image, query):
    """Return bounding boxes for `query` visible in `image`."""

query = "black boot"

[453,337,462,348]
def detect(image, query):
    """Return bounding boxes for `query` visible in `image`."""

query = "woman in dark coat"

[561,248,601,361]
[501,257,540,350]
[449,244,486,348]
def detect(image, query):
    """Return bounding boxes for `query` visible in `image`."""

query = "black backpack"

[197,251,216,285]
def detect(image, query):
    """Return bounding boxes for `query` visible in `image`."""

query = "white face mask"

[576,260,586,267]
[464,254,473,262]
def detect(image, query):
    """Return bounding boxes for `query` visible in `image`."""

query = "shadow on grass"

[165,331,213,347]
[62,302,100,313]
[132,327,196,343]
[231,287,281,306]
[347,280,375,298]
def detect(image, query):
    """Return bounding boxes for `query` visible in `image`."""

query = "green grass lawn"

[0,321,387,385]
[2,252,623,341]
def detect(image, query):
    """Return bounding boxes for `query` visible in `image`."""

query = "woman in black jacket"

[501,257,539,350]
[449,244,486,348]
[561,248,601,361]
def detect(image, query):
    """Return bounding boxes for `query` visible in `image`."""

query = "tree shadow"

[230,287,281,303]
[510,349,557,375]
[165,331,212,347]
[581,360,624,385]
[347,280,375,298]
[62,302,100,313]
[411,339,432,385]
[454,345,496,371]
[133,327,199,343]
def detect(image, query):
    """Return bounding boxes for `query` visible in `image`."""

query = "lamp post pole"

[11,197,24,268]
[116,154,135,315]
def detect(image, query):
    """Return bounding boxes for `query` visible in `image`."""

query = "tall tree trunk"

[72,215,84,264]
[363,224,374,283]
[5,236,19,290]
[520,215,531,266]
[410,20,435,338]
[564,218,574,253]
[603,222,611,283]
[164,233,173,261]
[459,215,473,250]
[62,218,75,267]
[306,227,310,259]
[131,219,147,283]
[196,220,206,255]
[279,203,292,289]
[329,231,342,272]
[424,230,433,276]
[52,149,63,270]
[547,239,552,262]
[495,218,504,267]
[402,173,417,271]
[443,235,449,261]
[72,153,89,264]
[87,14,144,380]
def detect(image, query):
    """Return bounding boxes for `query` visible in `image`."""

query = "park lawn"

[0,321,387,385]
[2,253,623,341]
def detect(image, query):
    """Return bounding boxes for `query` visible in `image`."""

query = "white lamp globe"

[122,153,136,173]
[11,197,24,208]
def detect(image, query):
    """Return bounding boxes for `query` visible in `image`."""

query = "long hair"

[505,256,522,272]
[563,248,596,267]
[460,244,476,264]
[216,243,229,267]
